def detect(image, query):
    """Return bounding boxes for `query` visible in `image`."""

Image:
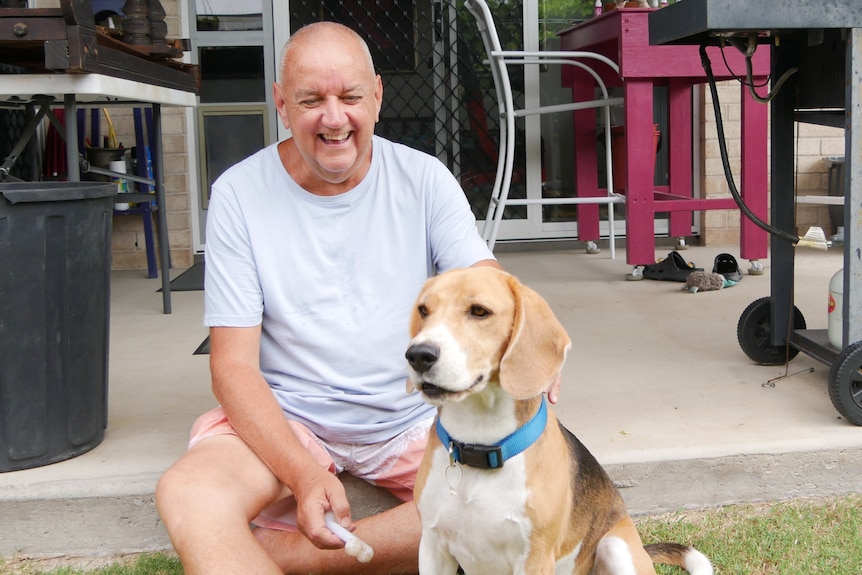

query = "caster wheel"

[586,241,601,255]
[737,297,806,365]
[828,341,862,425]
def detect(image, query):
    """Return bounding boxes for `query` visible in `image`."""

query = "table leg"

[572,76,600,242]
[739,81,769,261]
[847,28,862,345]
[152,104,172,314]
[64,94,80,181]
[667,80,693,239]
[623,80,656,265]
[769,39,797,346]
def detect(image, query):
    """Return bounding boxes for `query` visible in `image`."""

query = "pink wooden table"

[559,8,770,267]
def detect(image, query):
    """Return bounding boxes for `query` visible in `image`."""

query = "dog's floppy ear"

[499,276,571,399]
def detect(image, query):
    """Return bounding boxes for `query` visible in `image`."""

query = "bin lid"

[0,182,116,204]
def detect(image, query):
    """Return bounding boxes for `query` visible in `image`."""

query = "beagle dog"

[406,267,712,575]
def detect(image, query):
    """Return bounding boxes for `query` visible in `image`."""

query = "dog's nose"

[405,342,440,373]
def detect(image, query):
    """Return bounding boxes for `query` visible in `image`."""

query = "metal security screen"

[287,0,526,220]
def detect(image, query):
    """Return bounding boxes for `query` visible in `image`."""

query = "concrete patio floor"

[2,242,861,560]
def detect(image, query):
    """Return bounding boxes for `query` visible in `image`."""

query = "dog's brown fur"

[408,267,711,575]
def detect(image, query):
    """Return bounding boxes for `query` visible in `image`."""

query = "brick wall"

[701,81,845,245]
[103,0,194,272]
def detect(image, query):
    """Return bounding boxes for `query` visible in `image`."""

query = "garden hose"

[699,43,804,247]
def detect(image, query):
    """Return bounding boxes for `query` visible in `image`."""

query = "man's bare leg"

[157,433,421,575]
[254,501,421,575]
[156,435,287,575]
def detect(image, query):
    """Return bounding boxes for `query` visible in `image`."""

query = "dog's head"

[405,267,571,404]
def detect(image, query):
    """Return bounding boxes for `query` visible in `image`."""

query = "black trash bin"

[0,181,115,472]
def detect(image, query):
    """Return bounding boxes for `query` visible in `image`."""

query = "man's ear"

[373,75,383,123]
[273,83,290,129]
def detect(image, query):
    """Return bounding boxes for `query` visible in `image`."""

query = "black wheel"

[828,341,862,426]
[737,297,806,365]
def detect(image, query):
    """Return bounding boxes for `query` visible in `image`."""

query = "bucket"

[611,124,661,192]
[83,148,126,182]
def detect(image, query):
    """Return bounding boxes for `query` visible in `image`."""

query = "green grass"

[641,494,862,575]
[0,553,181,575]
[1,494,860,574]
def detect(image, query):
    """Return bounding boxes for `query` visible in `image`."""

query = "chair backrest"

[464,0,513,120]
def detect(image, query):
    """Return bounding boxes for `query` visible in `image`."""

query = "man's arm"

[208,325,352,549]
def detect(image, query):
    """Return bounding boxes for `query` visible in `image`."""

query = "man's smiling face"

[274,26,383,194]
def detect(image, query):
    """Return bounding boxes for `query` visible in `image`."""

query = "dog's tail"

[645,542,713,575]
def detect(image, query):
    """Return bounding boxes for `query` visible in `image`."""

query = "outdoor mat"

[160,261,205,292]
[194,336,210,355]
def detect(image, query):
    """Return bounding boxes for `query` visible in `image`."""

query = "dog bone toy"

[324,511,374,563]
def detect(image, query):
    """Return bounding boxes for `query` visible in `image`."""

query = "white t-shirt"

[204,137,494,444]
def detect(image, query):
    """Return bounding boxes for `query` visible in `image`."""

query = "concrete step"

[2,449,860,560]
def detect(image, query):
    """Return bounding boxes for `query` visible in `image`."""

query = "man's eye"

[342,95,361,103]
[469,305,490,318]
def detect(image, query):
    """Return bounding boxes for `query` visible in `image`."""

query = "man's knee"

[156,438,284,527]
[155,459,199,524]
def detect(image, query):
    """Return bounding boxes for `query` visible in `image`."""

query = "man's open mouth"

[321,132,350,143]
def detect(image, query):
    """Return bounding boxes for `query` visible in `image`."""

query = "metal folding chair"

[465,0,624,256]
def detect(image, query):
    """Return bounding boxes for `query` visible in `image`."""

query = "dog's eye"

[469,305,491,318]
[417,304,429,318]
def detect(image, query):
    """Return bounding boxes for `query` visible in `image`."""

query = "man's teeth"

[322,133,349,141]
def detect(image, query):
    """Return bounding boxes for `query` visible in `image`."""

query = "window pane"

[201,110,267,207]
[199,46,266,104]
[196,0,263,31]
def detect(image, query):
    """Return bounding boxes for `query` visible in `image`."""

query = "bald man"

[155,21,499,575]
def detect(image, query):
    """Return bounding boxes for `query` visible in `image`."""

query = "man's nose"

[321,97,347,125]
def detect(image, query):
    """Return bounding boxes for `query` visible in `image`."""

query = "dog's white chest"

[418,446,533,575]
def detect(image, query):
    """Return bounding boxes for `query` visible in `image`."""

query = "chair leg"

[482,119,510,246]
[603,104,616,260]
[608,200,616,260]
[488,114,519,251]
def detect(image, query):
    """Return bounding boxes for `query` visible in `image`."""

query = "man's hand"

[293,467,354,549]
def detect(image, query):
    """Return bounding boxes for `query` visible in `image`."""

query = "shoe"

[642,251,703,282]
[712,253,743,282]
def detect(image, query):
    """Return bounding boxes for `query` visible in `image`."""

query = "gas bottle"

[828,268,844,349]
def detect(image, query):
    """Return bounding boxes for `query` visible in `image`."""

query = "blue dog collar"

[436,397,548,469]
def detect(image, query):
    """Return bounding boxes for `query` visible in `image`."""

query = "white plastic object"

[109,159,129,210]
[828,268,844,349]
[324,511,374,563]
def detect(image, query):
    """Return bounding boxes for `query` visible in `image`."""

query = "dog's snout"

[405,342,440,373]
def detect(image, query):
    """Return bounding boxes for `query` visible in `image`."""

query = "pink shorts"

[188,406,433,531]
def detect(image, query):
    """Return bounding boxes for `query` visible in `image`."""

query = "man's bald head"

[278,22,376,86]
